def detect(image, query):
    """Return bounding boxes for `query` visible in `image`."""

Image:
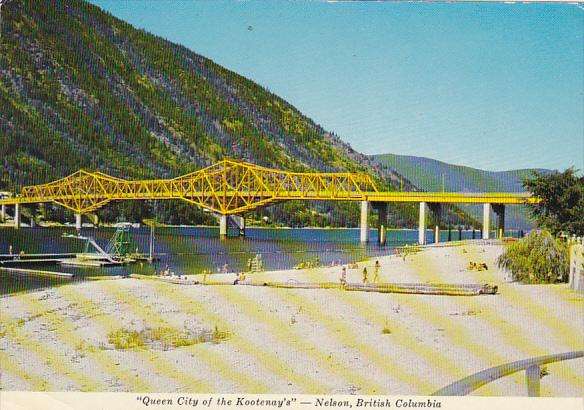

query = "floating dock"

[0,253,77,261]
[59,253,126,267]
[0,253,125,267]
[0,266,73,279]
[60,259,118,267]
[1,258,64,265]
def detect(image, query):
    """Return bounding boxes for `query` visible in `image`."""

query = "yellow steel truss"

[0,159,539,215]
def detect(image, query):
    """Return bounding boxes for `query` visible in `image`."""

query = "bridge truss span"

[0,159,541,240]
[3,159,380,215]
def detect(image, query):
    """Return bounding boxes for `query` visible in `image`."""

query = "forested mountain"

[0,0,475,228]
[373,153,551,229]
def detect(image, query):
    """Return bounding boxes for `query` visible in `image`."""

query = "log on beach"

[239,280,498,296]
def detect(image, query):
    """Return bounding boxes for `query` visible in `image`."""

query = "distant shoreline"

[0,222,495,232]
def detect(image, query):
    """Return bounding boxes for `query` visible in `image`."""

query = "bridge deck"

[0,159,539,214]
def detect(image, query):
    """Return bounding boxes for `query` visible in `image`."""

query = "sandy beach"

[1,242,582,396]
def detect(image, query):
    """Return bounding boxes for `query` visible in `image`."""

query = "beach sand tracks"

[410,245,583,395]
[0,308,104,391]
[6,291,151,392]
[91,279,271,393]
[152,282,338,393]
[57,284,212,392]
[204,283,381,394]
[287,266,497,394]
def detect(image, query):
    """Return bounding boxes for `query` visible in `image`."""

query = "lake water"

[0,226,488,294]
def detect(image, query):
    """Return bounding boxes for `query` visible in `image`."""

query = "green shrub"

[496,230,569,284]
[143,326,194,349]
[107,325,230,350]
[108,328,144,350]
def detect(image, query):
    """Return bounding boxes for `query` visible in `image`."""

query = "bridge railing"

[432,351,583,397]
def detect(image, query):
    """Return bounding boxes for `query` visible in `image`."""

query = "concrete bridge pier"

[372,203,387,245]
[75,213,82,231]
[219,215,228,239]
[493,204,505,239]
[360,201,370,243]
[217,214,245,238]
[418,202,428,245]
[482,203,491,239]
[429,203,442,244]
[14,203,20,229]
[230,215,246,237]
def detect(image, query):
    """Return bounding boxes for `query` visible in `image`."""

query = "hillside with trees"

[0,0,476,228]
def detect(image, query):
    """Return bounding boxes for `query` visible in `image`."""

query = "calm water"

[0,226,486,295]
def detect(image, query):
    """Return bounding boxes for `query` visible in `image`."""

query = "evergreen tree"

[524,168,584,236]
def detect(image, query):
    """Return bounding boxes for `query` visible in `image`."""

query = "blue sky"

[90,1,583,172]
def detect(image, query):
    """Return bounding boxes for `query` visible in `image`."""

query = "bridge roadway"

[0,159,539,244]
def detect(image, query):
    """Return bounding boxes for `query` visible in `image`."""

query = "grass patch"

[108,328,144,350]
[107,325,231,350]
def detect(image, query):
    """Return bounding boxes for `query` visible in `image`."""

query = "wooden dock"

[0,258,64,265]
[0,266,73,278]
[0,253,76,261]
[60,258,122,267]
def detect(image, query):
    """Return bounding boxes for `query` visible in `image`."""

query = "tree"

[524,168,584,236]
[496,229,570,283]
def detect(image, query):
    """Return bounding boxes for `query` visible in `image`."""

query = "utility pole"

[148,222,155,263]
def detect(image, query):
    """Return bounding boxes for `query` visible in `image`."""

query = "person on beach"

[340,266,347,286]
[373,260,380,283]
[362,267,369,284]
[233,271,246,285]
[9,244,13,255]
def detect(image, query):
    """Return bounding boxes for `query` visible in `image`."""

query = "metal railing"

[432,351,584,396]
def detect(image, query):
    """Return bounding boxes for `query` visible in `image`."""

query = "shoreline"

[1,242,582,395]
[171,240,504,285]
[0,222,520,232]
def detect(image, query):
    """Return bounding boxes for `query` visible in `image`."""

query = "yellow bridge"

[0,159,539,244]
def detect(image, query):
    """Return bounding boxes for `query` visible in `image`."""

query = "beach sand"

[1,242,582,396]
